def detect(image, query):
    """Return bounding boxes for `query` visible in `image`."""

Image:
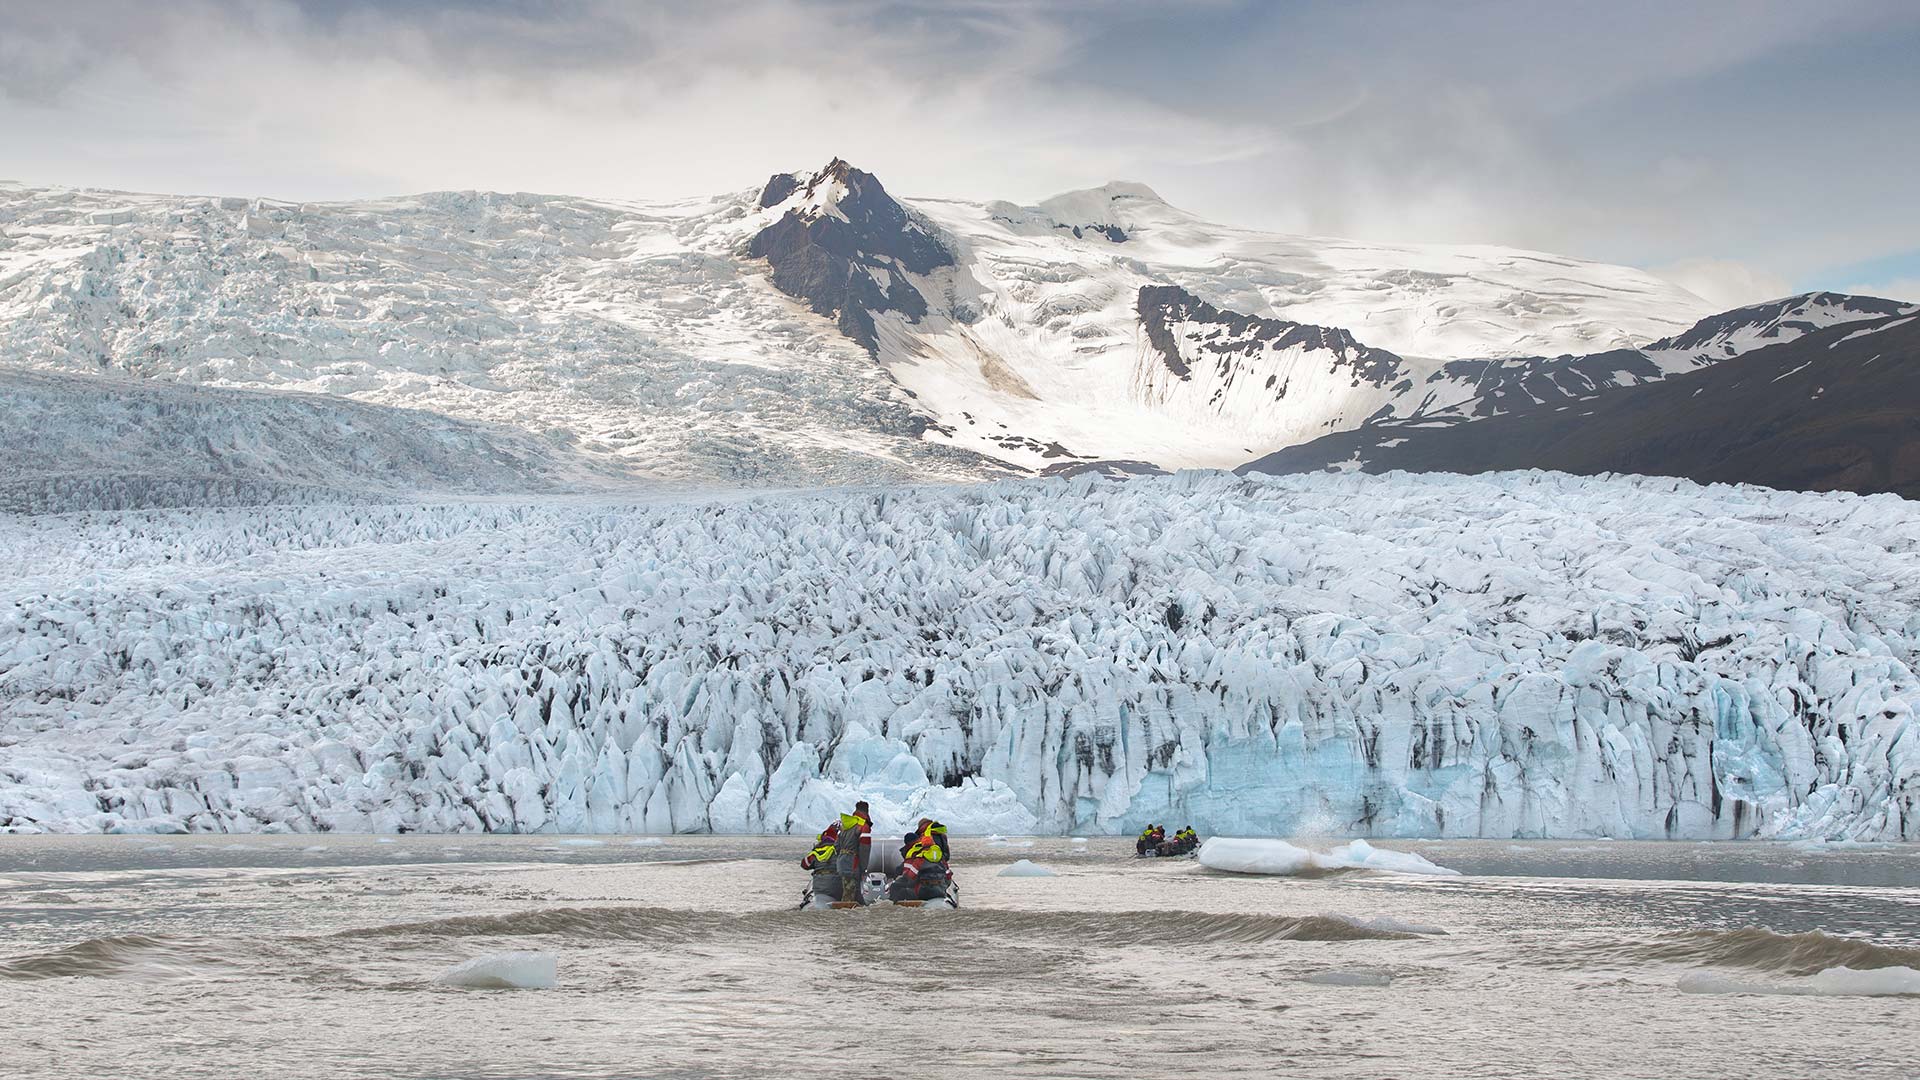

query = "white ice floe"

[0,471,1915,840]
[1198,838,1461,877]
[997,860,1056,878]
[1677,966,1920,997]
[435,952,558,990]
[554,838,604,847]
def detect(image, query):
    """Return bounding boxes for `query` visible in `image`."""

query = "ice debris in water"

[627,838,665,846]
[1678,966,1920,997]
[1198,838,1461,877]
[435,952,558,990]
[555,838,604,847]
[998,859,1056,877]
[0,471,1915,840]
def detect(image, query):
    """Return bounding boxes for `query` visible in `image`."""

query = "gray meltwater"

[1,836,1916,1079]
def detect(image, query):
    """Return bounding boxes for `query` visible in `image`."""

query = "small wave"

[1679,966,1920,997]
[1638,928,1920,977]
[333,904,1422,949]
[1330,914,1447,936]
[0,934,226,981]
[331,906,786,944]
[973,910,1427,946]
[1301,968,1395,987]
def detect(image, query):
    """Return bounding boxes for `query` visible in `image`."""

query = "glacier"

[0,469,1914,840]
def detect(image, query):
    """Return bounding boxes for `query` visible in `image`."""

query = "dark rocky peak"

[1136,284,1405,387]
[757,171,801,208]
[747,159,955,355]
[1648,291,1914,355]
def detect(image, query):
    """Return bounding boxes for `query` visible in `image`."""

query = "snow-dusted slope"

[1642,292,1915,372]
[3,472,1913,840]
[0,369,626,512]
[0,166,1714,489]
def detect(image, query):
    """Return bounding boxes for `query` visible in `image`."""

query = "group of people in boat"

[800,804,1204,905]
[801,801,956,906]
[1135,823,1200,857]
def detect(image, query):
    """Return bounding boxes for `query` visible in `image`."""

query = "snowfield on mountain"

[0,164,1717,496]
[2,470,1913,840]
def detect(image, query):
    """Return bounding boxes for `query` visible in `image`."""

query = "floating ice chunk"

[997,859,1056,878]
[1301,968,1395,987]
[1788,838,1890,852]
[375,838,396,845]
[1678,966,1920,997]
[555,838,604,847]
[1069,838,1089,844]
[435,952,558,990]
[1197,838,1460,877]
[302,845,329,853]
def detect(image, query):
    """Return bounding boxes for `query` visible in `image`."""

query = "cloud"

[1650,259,1794,309]
[1846,278,1920,304]
[0,1,1266,203]
[1,0,1917,295]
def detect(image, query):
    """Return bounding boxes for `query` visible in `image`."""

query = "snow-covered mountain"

[2,471,1913,840]
[0,163,1718,500]
[1245,298,1920,497]
[745,160,1715,471]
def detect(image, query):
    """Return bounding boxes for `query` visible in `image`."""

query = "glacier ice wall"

[0,471,1914,839]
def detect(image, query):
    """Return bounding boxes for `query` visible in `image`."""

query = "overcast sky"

[4,0,1917,305]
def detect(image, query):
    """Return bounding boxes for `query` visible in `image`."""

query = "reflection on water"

[1,837,1916,1079]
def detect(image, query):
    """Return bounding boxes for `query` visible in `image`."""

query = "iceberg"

[0,470,1914,840]
[998,860,1057,878]
[434,952,558,990]
[1677,966,1920,997]
[1197,838,1460,877]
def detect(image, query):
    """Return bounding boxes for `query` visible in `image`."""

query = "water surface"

[3,837,1915,1079]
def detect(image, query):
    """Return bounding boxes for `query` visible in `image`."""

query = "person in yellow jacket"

[802,800,874,905]
[887,817,954,903]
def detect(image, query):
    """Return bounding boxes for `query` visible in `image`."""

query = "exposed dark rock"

[1136,284,1405,387]
[1419,348,1665,419]
[746,158,955,355]
[1648,292,1911,356]
[1054,223,1129,243]
[757,172,800,209]
[1038,458,1167,479]
[1241,303,1920,499]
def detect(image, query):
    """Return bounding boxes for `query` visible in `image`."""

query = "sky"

[3,0,1917,306]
